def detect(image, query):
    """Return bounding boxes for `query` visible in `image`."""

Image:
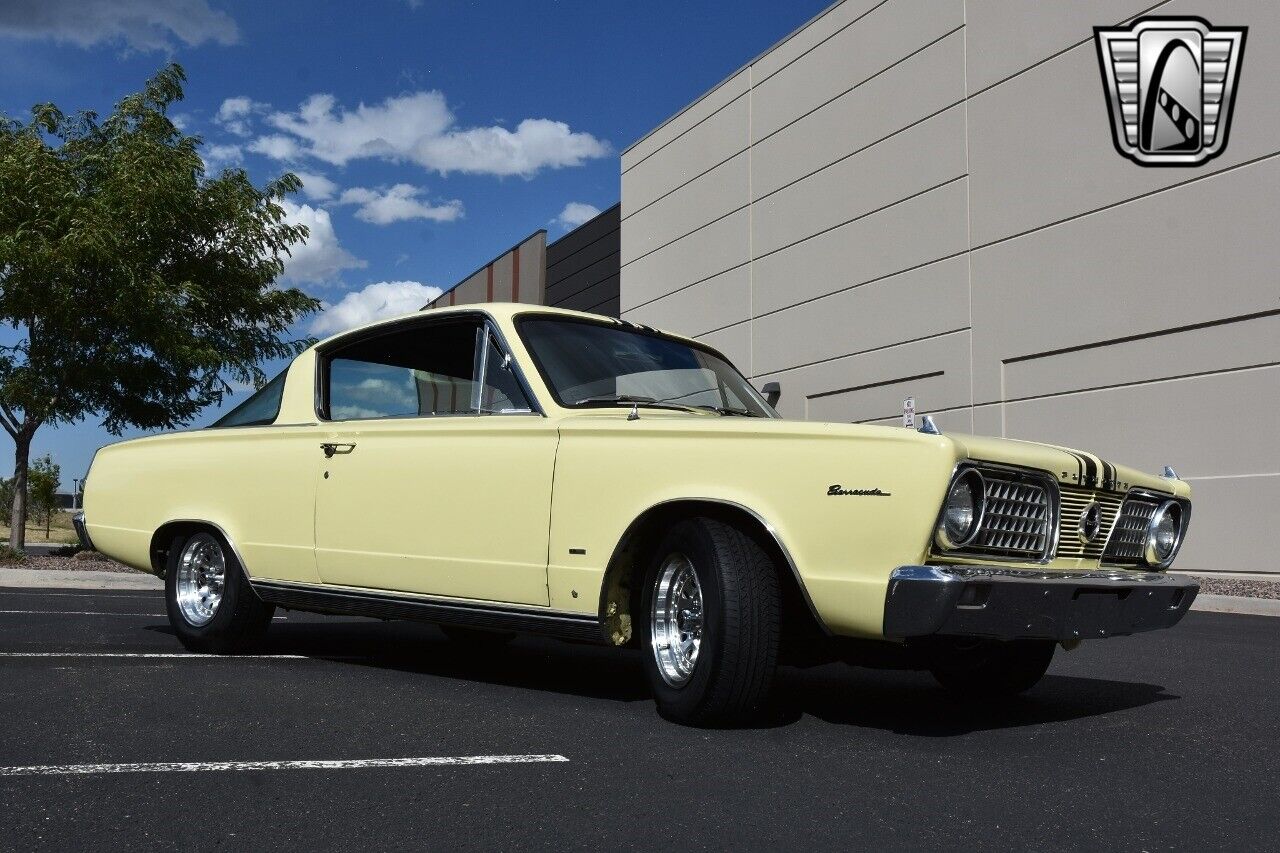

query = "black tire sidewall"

[164,531,262,653]
[639,520,727,720]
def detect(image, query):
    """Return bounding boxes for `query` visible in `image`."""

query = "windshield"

[516,317,775,417]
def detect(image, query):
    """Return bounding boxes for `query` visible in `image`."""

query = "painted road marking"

[0,755,570,776]
[0,591,159,598]
[0,610,167,617]
[0,611,286,619]
[0,653,312,659]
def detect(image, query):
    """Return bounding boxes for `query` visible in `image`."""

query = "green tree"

[0,477,12,527]
[27,454,59,538]
[0,64,319,550]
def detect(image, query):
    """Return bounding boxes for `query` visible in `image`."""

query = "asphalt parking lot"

[2,587,1277,851]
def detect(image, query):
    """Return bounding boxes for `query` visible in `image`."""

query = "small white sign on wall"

[902,397,915,429]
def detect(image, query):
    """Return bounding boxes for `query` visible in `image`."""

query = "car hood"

[555,410,1187,497]
[944,432,1187,497]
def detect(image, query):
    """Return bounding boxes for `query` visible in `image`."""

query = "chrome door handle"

[321,443,356,458]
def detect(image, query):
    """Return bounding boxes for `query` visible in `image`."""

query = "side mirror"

[761,382,781,408]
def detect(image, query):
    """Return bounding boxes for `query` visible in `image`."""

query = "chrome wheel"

[175,533,226,627]
[650,553,704,688]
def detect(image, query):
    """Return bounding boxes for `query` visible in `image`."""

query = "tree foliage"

[0,64,320,549]
[0,455,60,534]
[0,477,11,528]
[27,454,59,537]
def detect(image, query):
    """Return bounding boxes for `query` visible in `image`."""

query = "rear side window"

[211,369,288,428]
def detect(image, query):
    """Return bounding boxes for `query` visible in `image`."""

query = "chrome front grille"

[1102,494,1162,565]
[1057,486,1125,560]
[962,469,1054,561]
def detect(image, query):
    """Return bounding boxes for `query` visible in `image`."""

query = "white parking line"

[0,653,310,659]
[0,610,167,617]
[0,591,159,598]
[0,754,570,776]
[0,611,286,619]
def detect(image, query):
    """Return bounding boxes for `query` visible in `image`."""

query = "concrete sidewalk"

[1191,594,1280,617]
[0,568,162,590]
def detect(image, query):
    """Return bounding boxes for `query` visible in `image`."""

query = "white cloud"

[248,134,306,162]
[292,171,338,202]
[0,0,238,52]
[310,281,443,336]
[278,200,366,286]
[337,184,463,225]
[202,143,243,171]
[416,119,611,177]
[257,90,610,177]
[555,202,601,230]
[214,96,268,137]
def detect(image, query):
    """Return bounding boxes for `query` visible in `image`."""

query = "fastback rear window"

[211,368,288,428]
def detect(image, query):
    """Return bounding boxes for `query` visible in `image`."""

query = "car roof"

[309,302,703,352]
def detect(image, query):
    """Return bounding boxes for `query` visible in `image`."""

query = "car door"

[313,315,556,606]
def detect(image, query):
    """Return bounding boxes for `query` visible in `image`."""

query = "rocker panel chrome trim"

[251,579,607,643]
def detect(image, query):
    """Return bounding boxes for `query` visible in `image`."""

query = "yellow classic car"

[78,304,1197,724]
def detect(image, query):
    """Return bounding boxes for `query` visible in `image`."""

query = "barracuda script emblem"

[1094,17,1246,166]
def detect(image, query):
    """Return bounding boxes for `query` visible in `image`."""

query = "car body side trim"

[251,579,607,644]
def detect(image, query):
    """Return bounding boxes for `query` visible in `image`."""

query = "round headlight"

[1145,500,1183,567]
[936,469,985,550]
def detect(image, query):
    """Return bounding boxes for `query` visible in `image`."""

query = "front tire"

[926,637,1055,697]
[165,530,273,654]
[639,517,780,726]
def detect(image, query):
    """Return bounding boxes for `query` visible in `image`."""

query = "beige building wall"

[620,0,1279,574]
[425,231,547,309]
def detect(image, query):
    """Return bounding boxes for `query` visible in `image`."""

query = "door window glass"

[323,320,532,421]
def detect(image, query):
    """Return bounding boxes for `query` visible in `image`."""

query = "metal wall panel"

[423,231,546,310]
[546,205,620,317]
[620,0,1278,572]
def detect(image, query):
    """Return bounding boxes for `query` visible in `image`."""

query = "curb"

[1191,594,1280,617]
[0,568,162,590]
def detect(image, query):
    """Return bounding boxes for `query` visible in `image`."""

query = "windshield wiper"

[652,387,765,418]
[693,404,763,418]
[571,394,705,414]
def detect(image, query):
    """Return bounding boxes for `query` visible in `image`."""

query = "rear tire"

[926,638,1055,697]
[639,517,780,726]
[164,530,273,654]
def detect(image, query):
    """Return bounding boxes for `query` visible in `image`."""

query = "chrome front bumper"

[883,565,1198,642]
[71,512,94,551]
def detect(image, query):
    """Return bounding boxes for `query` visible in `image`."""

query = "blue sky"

[0,0,831,482]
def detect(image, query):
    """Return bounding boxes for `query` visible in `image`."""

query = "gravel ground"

[0,553,138,574]
[1188,574,1280,600]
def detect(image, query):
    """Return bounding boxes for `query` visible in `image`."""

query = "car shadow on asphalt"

[767,667,1179,736]
[149,618,654,702]
[145,619,1180,733]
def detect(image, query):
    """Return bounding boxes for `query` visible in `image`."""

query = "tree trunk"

[9,429,33,553]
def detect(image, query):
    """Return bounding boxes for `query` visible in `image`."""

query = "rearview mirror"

[761,382,781,408]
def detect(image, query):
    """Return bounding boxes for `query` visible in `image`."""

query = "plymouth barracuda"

[78,304,1197,724]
